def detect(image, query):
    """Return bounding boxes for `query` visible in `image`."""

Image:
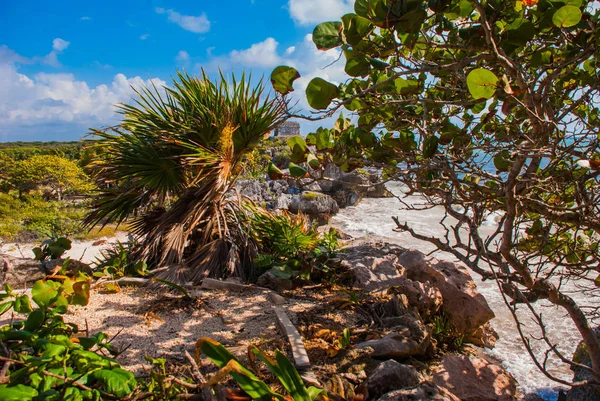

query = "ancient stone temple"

[274,120,300,138]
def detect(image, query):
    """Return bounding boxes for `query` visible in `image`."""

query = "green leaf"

[267,162,285,180]
[341,14,374,45]
[271,66,301,95]
[196,339,283,401]
[0,301,13,317]
[69,280,90,306]
[92,368,136,397]
[24,308,46,332]
[306,78,338,110]
[494,151,512,172]
[0,384,39,400]
[312,22,343,50]
[14,295,33,314]
[394,78,419,95]
[32,247,45,261]
[423,136,439,158]
[275,351,312,401]
[466,68,499,100]
[289,162,308,178]
[270,265,294,280]
[32,280,61,308]
[345,54,371,77]
[307,154,321,169]
[552,5,582,28]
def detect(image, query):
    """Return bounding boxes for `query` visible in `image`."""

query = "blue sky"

[0,0,353,142]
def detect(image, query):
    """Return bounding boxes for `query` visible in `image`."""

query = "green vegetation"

[196,338,324,401]
[86,71,287,284]
[0,141,99,241]
[248,205,340,281]
[0,193,88,241]
[271,0,600,384]
[0,273,324,400]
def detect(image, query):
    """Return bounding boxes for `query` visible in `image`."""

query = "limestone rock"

[368,360,422,397]
[377,382,460,401]
[237,180,270,203]
[0,255,46,287]
[43,258,93,276]
[433,355,518,401]
[289,192,339,217]
[340,245,406,292]
[397,250,494,340]
[391,277,443,317]
[357,315,431,359]
[272,194,293,210]
[256,271,293,292]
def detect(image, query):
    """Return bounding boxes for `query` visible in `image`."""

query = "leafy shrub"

[0,192,88,241]
[247,205,340,281]
[0,277,140,400]
[32,237,72,261]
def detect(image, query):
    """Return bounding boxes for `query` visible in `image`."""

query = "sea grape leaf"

[92,368,136,397]
[14,295,33,314]
[313,22,343,50]
[271,66,300,95]
[289,162,308,178]
[32,280,61,308]
[552,5,582,28]
[467,68,499,100]
[306,78,338,110]
[0,384,39,401]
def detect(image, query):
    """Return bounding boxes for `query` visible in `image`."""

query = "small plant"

[196,338,324,401]
[32,236,72,261]
[429,311,464,351]
[93,239,148,280]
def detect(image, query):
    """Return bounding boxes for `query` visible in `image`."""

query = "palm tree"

[85,71,287,283]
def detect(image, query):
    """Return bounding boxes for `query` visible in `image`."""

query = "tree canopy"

[271,0,600,385]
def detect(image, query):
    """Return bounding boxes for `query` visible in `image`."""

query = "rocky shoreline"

[236,163,392,223]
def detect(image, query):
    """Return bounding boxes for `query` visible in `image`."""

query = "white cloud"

[0,51,166,137]
[284,46,296,56]
[229,38,281,68]
[176,50,190,62]
[139,34,150,40]
[80,16,92,21]
[52,38,70,52]
[288,0,353,25]
[156,7,210,33]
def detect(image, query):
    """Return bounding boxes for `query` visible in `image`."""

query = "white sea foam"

[330,182,584,400]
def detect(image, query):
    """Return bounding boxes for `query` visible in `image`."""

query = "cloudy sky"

[0,0,353,142]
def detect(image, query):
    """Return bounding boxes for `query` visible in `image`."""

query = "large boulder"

[378,382,460,401]
[320,164,390,200]
[340,247,405,292]
[289,192,339,218]
[368,360,422,398]
[433,355,518,401]
[329,188,362,208]
[397,250,494,341]
[357,314,431,359]
[256,271,293,292]
[391,277,443,318]
[0,255,46,287]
